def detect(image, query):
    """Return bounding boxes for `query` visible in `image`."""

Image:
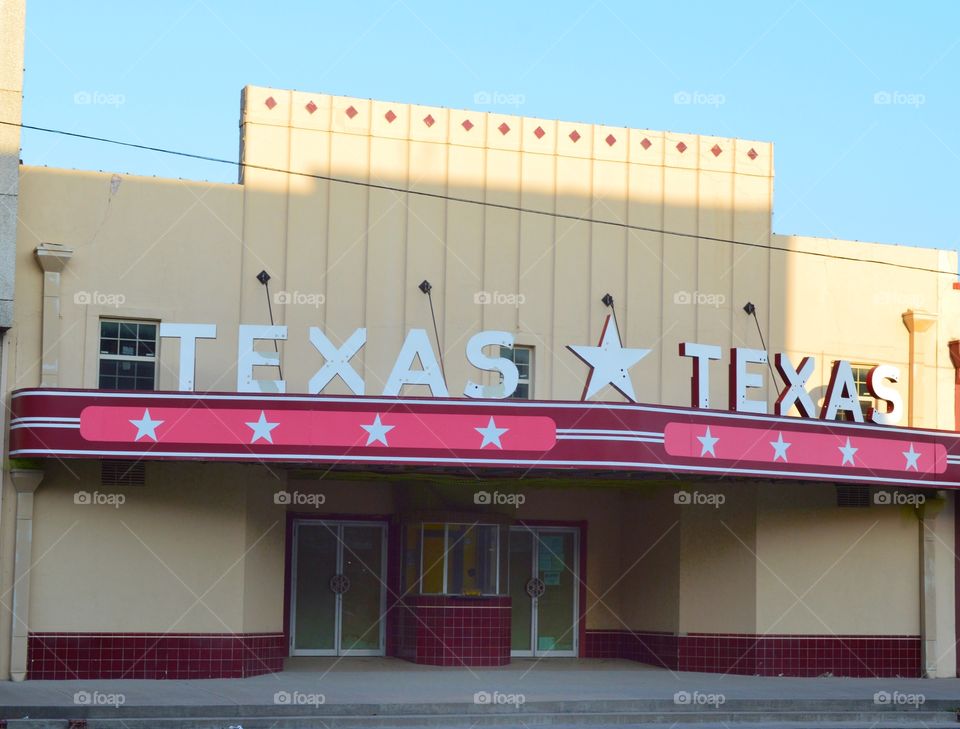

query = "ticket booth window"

[412,523,503,596]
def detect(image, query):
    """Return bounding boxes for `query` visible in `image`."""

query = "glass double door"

[509,527,579,657]
[291,520,386,656]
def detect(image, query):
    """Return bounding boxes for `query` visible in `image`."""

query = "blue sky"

[19,1,959,254]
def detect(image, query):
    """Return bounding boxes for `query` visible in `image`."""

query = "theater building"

[1,82,959,683]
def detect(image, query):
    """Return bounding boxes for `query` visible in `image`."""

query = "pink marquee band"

[10,388,960,488]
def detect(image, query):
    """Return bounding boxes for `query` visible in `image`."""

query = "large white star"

[838,437,858,466]
[129,409,163,442]
[245,411,279,444]
[475,417,508,449]
[567,314,650,402]
[902,443,921,471]
[697,427,719,457]
[770,432,791,462]
[361,414,394,446]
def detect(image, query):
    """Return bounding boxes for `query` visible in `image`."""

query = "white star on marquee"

[129,409,163,442]
[902,443,921,471]
[245,411,279,444]
[697,427,719,457]
[770,432,791,462]
[567,314,650,402]
[838,437,858,466]
[361,414,394,446]
[475,417,508,449]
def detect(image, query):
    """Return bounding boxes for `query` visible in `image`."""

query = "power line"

[4,119,957,279]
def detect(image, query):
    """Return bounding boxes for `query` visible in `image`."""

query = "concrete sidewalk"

[0,658,957,705]
[0,659,958,728]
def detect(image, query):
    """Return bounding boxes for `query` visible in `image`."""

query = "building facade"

[1,82,958,682]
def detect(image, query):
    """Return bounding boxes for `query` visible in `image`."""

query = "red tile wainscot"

[394,596,511,667]
[584,630,920,677]
[27,633,285,680]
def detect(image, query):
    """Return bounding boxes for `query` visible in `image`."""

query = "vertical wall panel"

[518,118,557,398]
[363,101,411,394]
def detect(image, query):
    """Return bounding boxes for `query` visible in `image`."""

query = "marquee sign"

[9,387,960,489]
[160,315,902,425]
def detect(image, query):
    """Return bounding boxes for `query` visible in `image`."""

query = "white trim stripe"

[9,416,81,424]
[10,423,81,431]
[8,448,958,488]
[558,428,664,438]
[555,435,664,443]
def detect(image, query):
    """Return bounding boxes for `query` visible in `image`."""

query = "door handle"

[329,574,351,594]
[525,577,545,598]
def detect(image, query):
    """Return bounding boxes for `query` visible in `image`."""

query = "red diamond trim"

[534,126,545,139]
[569,130,581,143]
[711,144,722,157]
[747,148,758,160]
[676,141,687,153]
[605,134,617,147]
[640,137,652,150]
[423,114,435,127]
[264,96,277,110]
[305,100,317,114]
[498,122,510,135]
[345,105,358,119]
[385,110,397,123]
[462,119,474,131]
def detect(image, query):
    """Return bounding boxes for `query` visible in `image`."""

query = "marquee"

[9,387,959,489]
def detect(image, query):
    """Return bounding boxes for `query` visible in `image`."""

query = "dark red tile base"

[584,630,921,677]
[394,596,511,667]
[27,632,285,680]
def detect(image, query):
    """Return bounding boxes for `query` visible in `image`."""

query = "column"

[900,309,937,427]
[33,243,74,386]
[9,468,42,681]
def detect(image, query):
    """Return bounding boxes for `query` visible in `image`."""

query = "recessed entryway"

[508,526,579,657]
[290,520,387,656]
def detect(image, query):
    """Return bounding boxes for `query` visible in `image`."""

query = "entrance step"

[2,699,958,728]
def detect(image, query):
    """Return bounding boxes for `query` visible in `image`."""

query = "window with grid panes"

[839,363,876,421]
[498,345,534,399]
[99,320,158,391]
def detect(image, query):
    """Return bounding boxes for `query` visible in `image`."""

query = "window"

[499,345,534,399]
[418,523,501,596]
[99,320,158,391]
[841,364,876,421]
